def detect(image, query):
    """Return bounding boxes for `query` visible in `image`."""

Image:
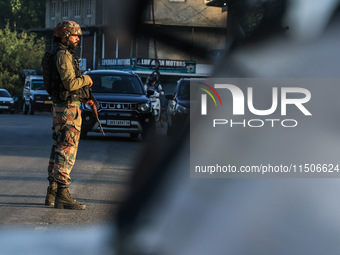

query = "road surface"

[0,112,155,229]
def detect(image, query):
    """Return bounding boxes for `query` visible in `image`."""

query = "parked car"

[23,75,52,115]
[81,70,155,139]
[0,89,15,114]
[165,78,191,136]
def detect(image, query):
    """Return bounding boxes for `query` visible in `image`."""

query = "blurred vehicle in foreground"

[114,1,340,255]
[2,1,340,255]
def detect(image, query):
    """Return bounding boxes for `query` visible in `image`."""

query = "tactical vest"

[48,44,90,103]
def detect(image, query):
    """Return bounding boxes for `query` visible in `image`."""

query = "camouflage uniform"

[47,45,91,187]
[44,20,92,210]
[48,102,82,186]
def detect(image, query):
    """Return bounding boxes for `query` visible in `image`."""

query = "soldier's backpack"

[41,47,59,96]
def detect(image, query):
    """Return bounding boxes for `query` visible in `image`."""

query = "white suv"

[23,75,52,115]
[0,88,15,114]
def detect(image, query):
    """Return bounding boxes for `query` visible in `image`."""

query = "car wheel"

[29,100,35,115]
[23,102,28,115]
[153,109,160,122]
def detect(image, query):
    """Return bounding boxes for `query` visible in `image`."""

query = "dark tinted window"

[89,74,144,94]
[31,80,44,90]
[0,90,10,97]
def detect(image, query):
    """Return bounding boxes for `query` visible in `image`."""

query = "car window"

[90,74,144,94]
[31,80,44,90]
[177,81,190,100]
[0,90,10,97]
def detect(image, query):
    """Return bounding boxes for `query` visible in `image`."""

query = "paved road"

[0,112,154,228]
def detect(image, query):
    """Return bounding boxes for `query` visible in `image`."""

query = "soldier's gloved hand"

[86,75,93,87]
[83,99,94,106]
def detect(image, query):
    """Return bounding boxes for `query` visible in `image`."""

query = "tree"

[0,1,13,29]
[0,24,45,96]
[0,0,45,30]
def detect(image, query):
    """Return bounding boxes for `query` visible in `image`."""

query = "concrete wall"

[45,0,99,29]
[148,25,226,62]
[149,0,227,28]
[43,0,227,68]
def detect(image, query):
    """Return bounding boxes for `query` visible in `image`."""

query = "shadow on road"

[0,202,43,208]
[0,194,123,207]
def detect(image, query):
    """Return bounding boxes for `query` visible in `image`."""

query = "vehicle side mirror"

[147,89,155,96]
[165,94,174,100]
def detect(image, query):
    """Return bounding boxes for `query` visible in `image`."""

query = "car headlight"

[138,103,150,112]
[10,100,14,104]
[176,104,188,114]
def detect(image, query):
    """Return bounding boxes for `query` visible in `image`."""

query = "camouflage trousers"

[47,101,82,187]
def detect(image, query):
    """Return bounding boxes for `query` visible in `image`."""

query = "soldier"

[44,20,94,210]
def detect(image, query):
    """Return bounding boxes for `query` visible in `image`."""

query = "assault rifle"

[86,89,105,136]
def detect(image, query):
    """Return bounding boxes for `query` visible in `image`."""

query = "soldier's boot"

[45,182,57,207]
[55,187,86,210]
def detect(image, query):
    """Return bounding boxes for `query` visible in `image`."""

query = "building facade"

[43,0,227,72]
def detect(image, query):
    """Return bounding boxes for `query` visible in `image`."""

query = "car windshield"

[177,81,190,100]
[89,74,144,94]
[31,80,44,90]
[0,90,10,97]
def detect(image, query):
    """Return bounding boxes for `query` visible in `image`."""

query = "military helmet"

[148,71,159,83]
[149,73,157,83]
[54,20,82,38]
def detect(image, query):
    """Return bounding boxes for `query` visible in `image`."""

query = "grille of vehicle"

[99,102,137,110]
[34,95,52,101]
[0,101,11,106]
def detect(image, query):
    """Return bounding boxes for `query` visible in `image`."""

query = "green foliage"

[0,1,13,29]
[0,24,45,96]
[0,0,45,30]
